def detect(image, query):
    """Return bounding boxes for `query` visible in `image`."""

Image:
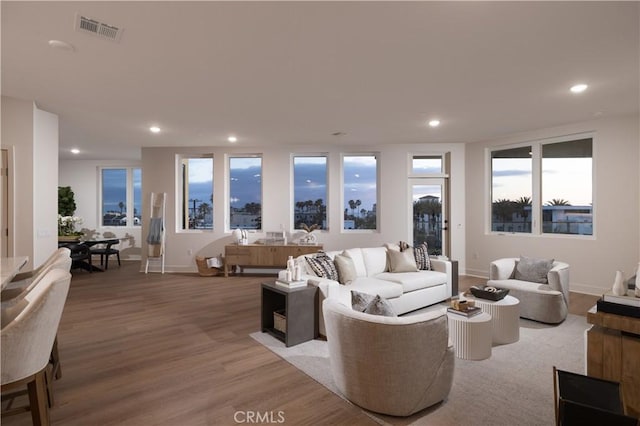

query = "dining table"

[58,238,121,272]
[1,256,29,290]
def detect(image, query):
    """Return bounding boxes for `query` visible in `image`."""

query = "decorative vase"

[635,263,640,298]
[612,270,626,296]
[232,228,242,244]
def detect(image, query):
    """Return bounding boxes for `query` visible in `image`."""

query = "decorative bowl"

[470,285,509,301]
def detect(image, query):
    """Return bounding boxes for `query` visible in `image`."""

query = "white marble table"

[1,256,29,290]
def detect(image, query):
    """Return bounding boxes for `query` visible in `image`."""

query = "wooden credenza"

[586,306,640,418]
[224,244,323,277]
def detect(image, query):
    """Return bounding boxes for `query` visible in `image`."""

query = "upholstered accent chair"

[1,268,71,425]
[487,257,570,324]
[322,298,454,416]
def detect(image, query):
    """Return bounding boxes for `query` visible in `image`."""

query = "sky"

[492,158,592,206]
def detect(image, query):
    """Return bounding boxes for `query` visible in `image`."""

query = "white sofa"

[296,246,455,335]
[487,257,570,324]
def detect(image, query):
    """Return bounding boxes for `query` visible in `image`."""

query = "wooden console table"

[586,306,640,418]
[224,244,322,277]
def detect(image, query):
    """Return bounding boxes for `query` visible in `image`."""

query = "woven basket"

[195,256,221,277]
[273,309,286,333]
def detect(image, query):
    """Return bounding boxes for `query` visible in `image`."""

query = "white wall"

[465,114,640,295]
[59,159,142,260]
[33,106,59,265]
[1,96,58,268]
[141,143,466,273]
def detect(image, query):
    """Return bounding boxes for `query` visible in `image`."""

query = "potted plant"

[58,186,83,241]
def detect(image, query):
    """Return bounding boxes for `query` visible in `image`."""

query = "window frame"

[176,154,214,233]
[486,132,595,238]
[341,152,380,232]
[291,153,329,232]
[408,153,447,178]
[98,166,142,229]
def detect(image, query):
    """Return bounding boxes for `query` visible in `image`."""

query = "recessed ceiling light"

[428,119,441,127]
[570,84,588,93]
[228,136,238,143]
[70,148,80,154]
[149,126,161,133]
[48,39,75,52]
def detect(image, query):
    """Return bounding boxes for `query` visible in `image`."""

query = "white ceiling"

[2,1,638,161]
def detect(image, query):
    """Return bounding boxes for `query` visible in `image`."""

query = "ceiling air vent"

[75,13,123,42]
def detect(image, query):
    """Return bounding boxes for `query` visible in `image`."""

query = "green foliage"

[58,186,76,216]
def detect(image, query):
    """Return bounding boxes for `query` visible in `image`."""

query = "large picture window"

[491,146,533,233]
[490,136,593,236]
[179,155,213,230]
[343,154,378,230]
[101,167,142,227]
[229,155,262,230]
[293,156,327,230]
[542,139,592,235]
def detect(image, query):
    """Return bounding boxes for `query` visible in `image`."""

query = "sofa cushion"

[342,248,367,277]
[376,271,447,293]
[334,253,357,285]
[489,278,562,295]
[306,252,339,281]
[387,249,419,273]
[349,277,404,300]
[362,247,388,276]
[514,256,554,284]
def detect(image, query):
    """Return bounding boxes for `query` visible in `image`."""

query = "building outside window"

[101,167,142,227]
[293,155,327,230]
[343,154,378,230]
[179,155,213,230]
[229,155,262,230]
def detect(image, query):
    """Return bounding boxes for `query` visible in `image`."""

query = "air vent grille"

[75,14,123,42]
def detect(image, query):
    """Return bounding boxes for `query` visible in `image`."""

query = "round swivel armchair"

[322,298,454,417]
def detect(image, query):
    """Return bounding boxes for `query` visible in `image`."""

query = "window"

[229,155,262,230]
[411,155,443,175]
[489,136,593,236]
[343,154,378,230]
[293,155,327,230]
[179,156,213,230]
[542,139,592,235]
[100,167,142,227]
[491,146,533,233]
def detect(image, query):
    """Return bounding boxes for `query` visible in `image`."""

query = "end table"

[261,282,318,347]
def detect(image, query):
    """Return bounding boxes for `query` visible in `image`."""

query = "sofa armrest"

[303,274,340,299]
[430,258,453,296]
[547,262,570,304]
[489,258,518,280]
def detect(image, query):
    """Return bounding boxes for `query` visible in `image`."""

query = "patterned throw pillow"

[413,242,431,271]
[305,252,339,281]
[351,290,375,311]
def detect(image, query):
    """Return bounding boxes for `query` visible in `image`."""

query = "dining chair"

[90,239,121,270]
[1,269,72,426]
[68,243,93,272]
[2,249,71,307]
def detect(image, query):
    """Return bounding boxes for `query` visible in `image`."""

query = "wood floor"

[2,263,599,426]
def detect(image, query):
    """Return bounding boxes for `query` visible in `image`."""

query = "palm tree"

[118,201,125,215]
[348,200,356,217]
[546,199,571,206]
[355,200,362,217]
[492,199,515,229]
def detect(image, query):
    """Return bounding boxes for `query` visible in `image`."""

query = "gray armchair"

[322,298,454,416]
[487,257,570,324]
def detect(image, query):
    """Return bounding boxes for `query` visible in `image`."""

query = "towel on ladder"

[147,217,164,257]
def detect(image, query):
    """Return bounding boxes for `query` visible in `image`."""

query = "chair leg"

[117,252,121,266]
[51,336,62,380]
[45,365,54,408]
[27,370,50,426]
[104,255,109,270]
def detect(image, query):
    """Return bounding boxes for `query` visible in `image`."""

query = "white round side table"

[472,295,520,345]
[447,311,492,360]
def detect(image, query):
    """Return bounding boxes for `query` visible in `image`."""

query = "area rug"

[250,314,589,426]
